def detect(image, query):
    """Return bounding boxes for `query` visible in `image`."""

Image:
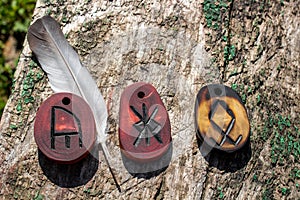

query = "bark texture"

[0,0,299,199]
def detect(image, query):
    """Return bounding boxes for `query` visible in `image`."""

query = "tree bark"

[0,0,299,199]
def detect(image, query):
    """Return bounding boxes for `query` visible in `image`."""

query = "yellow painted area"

[210,103,232,133]
[196,95,250,151]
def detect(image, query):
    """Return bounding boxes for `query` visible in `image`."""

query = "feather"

[27,16,108,152]
[27,16,122,191]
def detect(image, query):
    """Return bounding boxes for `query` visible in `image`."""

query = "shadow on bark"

[38,146,99,188]
[121,143,172,179]
[197,135,252,172]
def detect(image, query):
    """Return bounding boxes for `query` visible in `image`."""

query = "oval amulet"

[119,82,172,162]
[195,84,250,152]
[34,92,96,164]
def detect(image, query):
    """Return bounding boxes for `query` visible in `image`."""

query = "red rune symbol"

[34,93,96,164]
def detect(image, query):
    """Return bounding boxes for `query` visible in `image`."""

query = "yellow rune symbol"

[210,101,242,146]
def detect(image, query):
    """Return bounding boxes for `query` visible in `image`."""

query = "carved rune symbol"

[51,106,83,149]
[130,103,163,147]
[210,101,242,146]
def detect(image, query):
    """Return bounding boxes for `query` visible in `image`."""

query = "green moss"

[217,187,224,199]
[253,173,258,181]
[241,93,246,104]
[231,83,248,104]
[224,45,236,61]
[19,61,43,109]
[289,167,300,179]
[10,60,43,130]
[256,94,261,104]
[24,96,35,104]
[16,101,22,112]
[262,188,273,200]
[231,83,238,91]
[281,187,289,195]
[33,191,44,200]
[9,124,18,130]
[203,0,229,30]
[270,116,299,165]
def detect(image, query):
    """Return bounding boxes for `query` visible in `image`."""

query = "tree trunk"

[0,0,299,199]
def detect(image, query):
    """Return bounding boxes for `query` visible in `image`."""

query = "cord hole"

[214,88,222,96]
[137,91,145,99]
[62,97,71,105]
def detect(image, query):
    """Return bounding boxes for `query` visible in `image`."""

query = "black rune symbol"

[51,106,83,149]
[210,100,242,146]
[130,103,163,147]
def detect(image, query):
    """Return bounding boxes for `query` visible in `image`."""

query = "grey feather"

[27,16,122,191]
[27,16,108,146]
